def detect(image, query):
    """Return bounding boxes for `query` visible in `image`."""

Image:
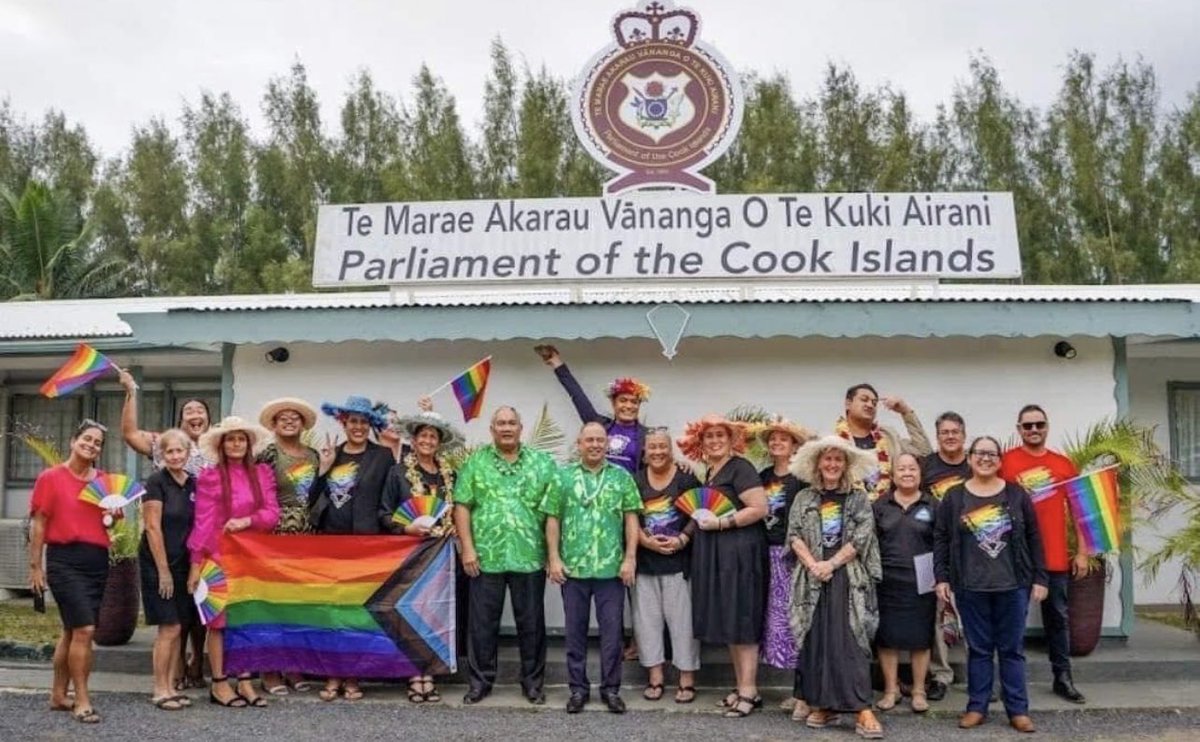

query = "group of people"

[26,346,1095,737]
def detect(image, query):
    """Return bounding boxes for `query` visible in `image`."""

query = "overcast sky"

[2,0,1197,158]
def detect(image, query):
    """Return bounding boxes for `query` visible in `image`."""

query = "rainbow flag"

[40,343,118,398]
[450,357,491,422]
[1062,467,1121,555]
[220,532,457,679]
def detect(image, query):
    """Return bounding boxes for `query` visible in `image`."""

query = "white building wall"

[1128,352,1200,606]
[231,334,1123,629]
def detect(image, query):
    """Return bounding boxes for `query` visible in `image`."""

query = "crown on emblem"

[613,2,698,49]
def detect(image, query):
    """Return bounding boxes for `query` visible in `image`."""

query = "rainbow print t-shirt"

[820,498,844,548]
[961,501,1013,559]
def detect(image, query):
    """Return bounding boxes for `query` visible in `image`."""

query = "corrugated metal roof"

[2,284,1198,340]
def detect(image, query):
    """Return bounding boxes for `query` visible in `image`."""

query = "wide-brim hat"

[258,397,318,431]
[790,435,876,484]
[395,411,465,451]
[198,416,271,462]
[676,414,748,462]
[755,417,817,448]
[320,395,389,431]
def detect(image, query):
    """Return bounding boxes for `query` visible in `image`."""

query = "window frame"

[1167,381,1200,483]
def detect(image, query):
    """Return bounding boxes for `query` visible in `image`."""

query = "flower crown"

[605,377,652,402]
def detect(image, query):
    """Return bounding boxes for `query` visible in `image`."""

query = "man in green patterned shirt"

[454,406,557,706]
[544,421,641,714]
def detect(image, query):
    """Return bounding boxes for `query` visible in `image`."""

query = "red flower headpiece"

[605,377,651,402]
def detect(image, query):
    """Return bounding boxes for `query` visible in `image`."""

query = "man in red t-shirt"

[1000,404,1087,705]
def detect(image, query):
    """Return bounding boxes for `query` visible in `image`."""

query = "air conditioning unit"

[0,519,30,589]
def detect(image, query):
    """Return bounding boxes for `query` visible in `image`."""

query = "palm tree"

[0,180,128,300]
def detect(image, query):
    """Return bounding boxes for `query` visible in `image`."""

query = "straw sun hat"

[198,416,271,461]
[258,397,318,430]
[789,435,877,484]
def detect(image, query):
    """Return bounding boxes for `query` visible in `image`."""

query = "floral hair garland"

[605,377,652,402]
[835,416,890,500]
[676,417,748,462]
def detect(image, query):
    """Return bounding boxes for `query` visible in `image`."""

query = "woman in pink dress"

[186,416,279,708]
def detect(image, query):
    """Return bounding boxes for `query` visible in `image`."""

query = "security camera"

[265,347,290,364]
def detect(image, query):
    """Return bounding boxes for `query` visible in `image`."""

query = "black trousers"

[562,577,625,696]
[1042,571,1072,677]
[467,571,546,695]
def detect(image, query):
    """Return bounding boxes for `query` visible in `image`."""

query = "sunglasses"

[1020,421,1047,431]
[77,418,108,433]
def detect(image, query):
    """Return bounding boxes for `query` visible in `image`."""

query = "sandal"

[876,689,900,711]
[856,709,885,739]
[790,699,812,722]
[422,684,441,703]
[72,707,101,724]
[343,685,364,701]
[209,676,248,708]
[152,696,183,711]
[237,678,268,707]
[319,682,341,702]
[643,683,664,701]
[911,690,929,714]
[723,695,757,718]
[262,676,289,696]
[674,686,696,704]
[407,678,426,704]
[171,694,193,708]
[806,709,841,729]
[288,674,314,692]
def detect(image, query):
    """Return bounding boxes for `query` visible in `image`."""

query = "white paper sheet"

[914,551,936,594]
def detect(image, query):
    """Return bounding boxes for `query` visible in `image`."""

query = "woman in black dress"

[873,452,937,714]
[140,428,198,711]
[788,435,883,739]
[27,419,112,724]
[379,409,464,704]
[676,414,767,719]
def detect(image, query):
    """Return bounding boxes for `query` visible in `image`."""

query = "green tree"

[710,74,818,193]
[332,70,403,204]
[1159,88,1200,280]
[0,100,36,193]
[404,65,476,201]
[477,39,519,198]
[0,180,127,300]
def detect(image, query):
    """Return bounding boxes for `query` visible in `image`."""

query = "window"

[5,395,83,481]
[1169,383,1200,480]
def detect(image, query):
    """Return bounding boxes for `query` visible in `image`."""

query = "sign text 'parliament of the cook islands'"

[311,2,1023,287]
[313,192,1020,286]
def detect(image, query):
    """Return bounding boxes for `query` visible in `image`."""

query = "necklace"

[404,452,455,502]
[579,465,608,507]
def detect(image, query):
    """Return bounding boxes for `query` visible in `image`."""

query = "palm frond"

[18,435,64,466]
[726,404,772,469]
[526,402,567,462]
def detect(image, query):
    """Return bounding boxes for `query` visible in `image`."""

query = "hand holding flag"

[41,343,119,398]
[428,356,492,422]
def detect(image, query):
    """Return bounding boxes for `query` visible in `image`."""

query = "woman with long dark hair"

[186,417,279,708]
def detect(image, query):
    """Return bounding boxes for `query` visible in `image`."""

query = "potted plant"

[1063,418,1189,655]
[94,513,141,646]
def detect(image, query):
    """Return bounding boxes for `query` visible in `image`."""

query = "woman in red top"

[27,419,112,725]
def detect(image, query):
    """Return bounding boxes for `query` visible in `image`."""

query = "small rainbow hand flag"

[193,560,229,626]
[41,343,118,398]
[391,495,450,528]
[1062,466,1122,555]
[449,356,491,422]
[675,487,736,520]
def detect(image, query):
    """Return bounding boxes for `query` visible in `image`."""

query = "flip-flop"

[674,686,696,704]
[72,708,101,724]
[643,683,664,701]
[263,682,289,696]
[171,694,193,708]
[343,686,364,701]
[152,696,184,711]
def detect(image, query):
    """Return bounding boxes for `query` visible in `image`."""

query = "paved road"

[3,690,1198,742]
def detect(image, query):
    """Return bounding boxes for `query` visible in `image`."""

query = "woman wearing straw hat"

[788,435,883,739]
[311,395,396,702]
[380,409,464,704]
[676,414,768,719]
[754,417,815,719]
[27,419,111,724]
[255,397,321,696]
[186,416,279,709]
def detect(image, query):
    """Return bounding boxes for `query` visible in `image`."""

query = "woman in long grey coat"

[788,435,883,739]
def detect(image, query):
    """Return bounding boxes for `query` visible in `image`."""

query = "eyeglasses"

[970,450,1001,460]
[1020,421,1047,431]
[77,418,108,433]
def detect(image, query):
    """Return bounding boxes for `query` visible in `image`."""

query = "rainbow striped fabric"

[220,532,457,678]
[1062,467,1121,554]
[40,343,118,398]
[450,357,491,422]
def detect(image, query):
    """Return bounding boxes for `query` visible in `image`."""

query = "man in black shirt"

[919,411,971,701]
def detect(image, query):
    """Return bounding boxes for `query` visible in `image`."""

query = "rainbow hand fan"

[675,487,736,522]
[78,474,147,526]
[192,560,228,626]
[391,495,450,529]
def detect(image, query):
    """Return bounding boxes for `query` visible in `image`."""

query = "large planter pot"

[1067,560,1106,657]
[95,558,140,647]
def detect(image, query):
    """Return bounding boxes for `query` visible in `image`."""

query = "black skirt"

[139,552,197,626]
[46,543,109,630]
[691,525,766,645]
[799,552,872,712]
[875,569,936,650]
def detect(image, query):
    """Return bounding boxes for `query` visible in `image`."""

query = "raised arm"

[536,345,603,423]
[119,369,154,457]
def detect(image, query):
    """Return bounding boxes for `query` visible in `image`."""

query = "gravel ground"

[2,691,1198,742]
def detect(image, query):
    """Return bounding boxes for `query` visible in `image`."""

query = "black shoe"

[927,680,948,702]
[566,692,588,714]
[462,687,489,705]
[600,692,626,714]
[1053,677,1086,704]
[526,689,546,705]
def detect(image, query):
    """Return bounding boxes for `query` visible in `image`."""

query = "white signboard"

[312,192,1021,287]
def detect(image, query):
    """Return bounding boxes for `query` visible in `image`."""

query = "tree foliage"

[1,48,1197,298]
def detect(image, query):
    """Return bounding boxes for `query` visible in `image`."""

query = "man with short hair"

[544,422,642,714]
[1000,404,1087,704]
[454,406,559,706]
[921,411,972,701]
[836,383,932,500]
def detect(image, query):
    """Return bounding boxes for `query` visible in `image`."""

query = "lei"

[404,452,456,535]
[835,416,890,500]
